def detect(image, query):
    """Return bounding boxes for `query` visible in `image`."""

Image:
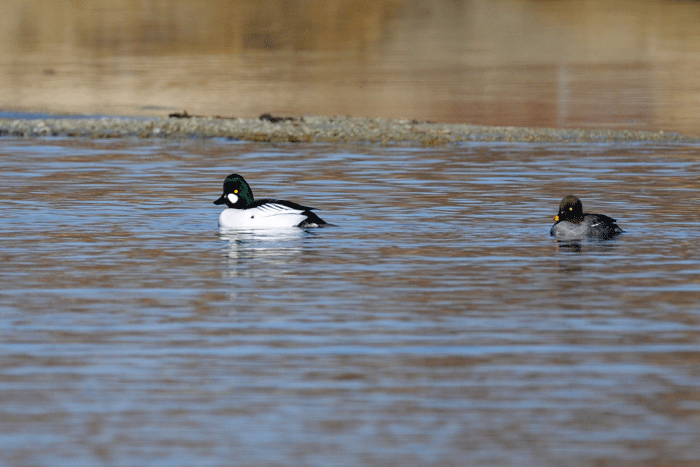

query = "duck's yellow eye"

[234,189,238,194]
[568,207,572,211]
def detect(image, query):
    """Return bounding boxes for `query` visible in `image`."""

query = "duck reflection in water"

[218,228,311,279]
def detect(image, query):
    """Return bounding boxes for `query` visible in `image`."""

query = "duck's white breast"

[219,203,307,229]
[550,218,596,239]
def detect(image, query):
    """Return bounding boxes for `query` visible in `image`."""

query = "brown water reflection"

[2,0,700,135]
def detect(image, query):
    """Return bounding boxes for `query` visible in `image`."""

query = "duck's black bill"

[213,195,226,205]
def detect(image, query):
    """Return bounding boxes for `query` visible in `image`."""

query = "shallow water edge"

[0,114,692,145]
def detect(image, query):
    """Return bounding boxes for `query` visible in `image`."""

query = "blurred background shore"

[1,0,699,136]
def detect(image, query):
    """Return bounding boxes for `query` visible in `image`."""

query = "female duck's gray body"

[214,173,327,229]
[550,195,622,240]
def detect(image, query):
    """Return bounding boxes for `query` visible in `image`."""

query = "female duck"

[550,195,622,240]
[214,173,327,229]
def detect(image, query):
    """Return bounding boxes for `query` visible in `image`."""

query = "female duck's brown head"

[554,195,584,224]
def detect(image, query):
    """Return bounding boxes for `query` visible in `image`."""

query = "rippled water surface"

[2,138,700,466]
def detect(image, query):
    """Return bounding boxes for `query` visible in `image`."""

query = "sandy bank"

[0,114,693,144]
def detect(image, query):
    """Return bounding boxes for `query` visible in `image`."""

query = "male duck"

[550,195,622,240]
[214,173,327,229]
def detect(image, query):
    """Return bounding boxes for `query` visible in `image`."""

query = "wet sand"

[0,114,692,144]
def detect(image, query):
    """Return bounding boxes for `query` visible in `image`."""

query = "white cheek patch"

[227,193,238,204]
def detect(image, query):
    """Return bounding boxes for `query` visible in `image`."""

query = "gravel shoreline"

[0,114,694,144]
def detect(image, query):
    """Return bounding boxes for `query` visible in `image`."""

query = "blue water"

[1,137,700,466]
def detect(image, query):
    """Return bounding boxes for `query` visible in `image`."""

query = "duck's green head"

[214,173,255,209]
[554,195,584,223]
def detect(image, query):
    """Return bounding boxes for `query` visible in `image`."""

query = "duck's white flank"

[219,202,312,229]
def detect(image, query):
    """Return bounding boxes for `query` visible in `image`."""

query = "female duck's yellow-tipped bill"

[553,215,559,221]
